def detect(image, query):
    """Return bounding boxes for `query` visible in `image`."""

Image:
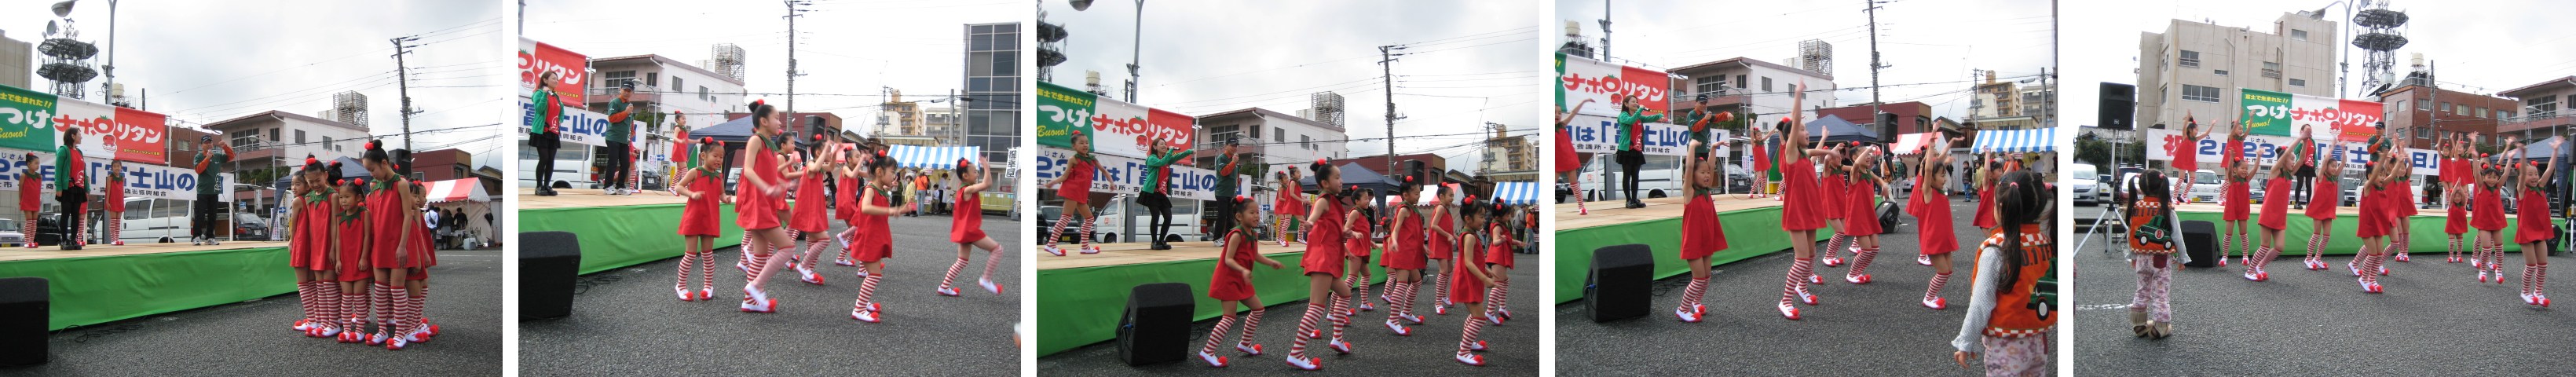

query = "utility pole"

[785,1,810,116]
[1866,0,1884,136]
[391,36,421,151]
[1126,0,1143,103]
[102,0,117,106]
[1379,45,1405,173]
[1597,0,1612,61]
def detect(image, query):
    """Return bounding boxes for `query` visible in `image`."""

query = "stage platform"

[1036,239,1434,357]
[1553,196,1831,304]
[2162,202,2563,254]
[0,240,297,330]
[517,188,742,275]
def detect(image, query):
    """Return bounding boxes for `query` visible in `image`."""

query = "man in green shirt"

[1208,138,1257,247]
[1139,140,1194,250]
[191,135,234,246]
[603,82,638,195]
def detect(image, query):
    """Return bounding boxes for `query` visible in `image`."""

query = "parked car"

[0,219,24,247]
[2071,173,2098,205]
[2188,170,2222,203]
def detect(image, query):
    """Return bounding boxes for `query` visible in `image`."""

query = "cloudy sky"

[1038,0,1543,170]
[2,0,505,168]
[1556,0,2056,122]
[2062,0,2576,128]
[521,0,1019,131]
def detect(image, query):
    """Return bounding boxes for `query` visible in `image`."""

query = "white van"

[518,141,598,189]
[115,198,196,243]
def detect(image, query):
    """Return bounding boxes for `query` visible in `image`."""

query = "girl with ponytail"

[734,101,802,313]
[1949,170,2055,375]
[1283,159,1356,370]
[843,149,915,323]
[1197,194,1286,367]
[673,138,726,302]
[1672,139,1733,323]
[937,158,1006,297]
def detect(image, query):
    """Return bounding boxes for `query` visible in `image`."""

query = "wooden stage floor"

[1034,241,1315,270]
[519,187,685,209]
[1556,196,1784,231]
[0,240,290,262]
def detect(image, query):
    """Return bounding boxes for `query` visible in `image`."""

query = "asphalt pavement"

[2072,227,2574,375]
[517,214,1020,376]
[6,248,505,376]
[1554,198,2040,375]
[1036,254,1544,375]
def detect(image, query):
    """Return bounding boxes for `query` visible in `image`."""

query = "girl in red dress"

[102,160,125,246]
[1972,155,2003,231]
[1557,100,1596,214]
[1274,170,1305,246]
[1841,146,1891,284]
[2442,134,2474,263]
[1448,201,1499,367]
[674,140,727,302]
[1341,188,1378,313]
[1911,136,1963,310]
[289,159,330,336]
[397,152,441,342]
[2350,153,2401,292]
[785,137,838,285]
[1819,145,1852,268]
[2511,138,2562,306]
[360,141,426,350]
[1198,195,1286,368]
[1426,185,1462,314]
[1380,178,1429,334]
[938,158,1006,296]
[1770,82,1841,320]
[16,153,35,250]
[2219,123,2255,267]
[1748,126,1773,199]
[1041,132,1103,256]
[735,102,802,313]
[1283,160,1354,371]
[329,176,372,343]
[2472,153,2512,283]
[2302,140,2346,270]
[846,152,917,324]
[2247,147,2300,281]
[1674,140,1732,323]
[1480,203,1525,326]
[2167,114,2215,200]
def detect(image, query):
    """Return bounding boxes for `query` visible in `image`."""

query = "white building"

[1195,107,1348,181]
[2135,13,2338,130]
[587,54,748,135]
[200,110,374,175]
[1664,57,1838,121]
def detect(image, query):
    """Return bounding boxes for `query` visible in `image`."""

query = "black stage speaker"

[2180,220,2216,268]
[1116,283,1194,366]
[2100,82,2136,130]
[1585,244,1653,322]
[0,277,46,367]
[519,232,581,320]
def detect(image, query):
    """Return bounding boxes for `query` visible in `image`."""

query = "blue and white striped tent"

[1491,181,1542,205]
[884,145,982,169]
[1971,128,2058,153]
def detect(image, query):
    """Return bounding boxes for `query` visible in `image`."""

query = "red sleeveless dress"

[1679,192,1731,260]
[1484,225,1515,268]
[1778,153,1826,231]
[2222,177,2252,221]
[678,170,723,236]
[854,188,895,262]
[1843,178,1882,236]
[1972,185,2000,229]
[335,209,369,280]
[950,189,986,243]
[2305,177,2340,220]
[836,173,862,224]
[1820,173,1848,221]
[1208,229,1259,301]
[787,167,830,232]
[1343,210,1372,258]
[1449,233,1485,303]
[366,179,415,269]
[2515,188,2555,243]
[2472,187,2506,231]
[1059,158,1096,204]
[734,141,784,230]
[1386,210,1426,269]
[1554,127,1581,173]
[1300,199,1347,276]
[1911,176,1958,255]
[2258,177,2292,230]
[2355,185,2388,239]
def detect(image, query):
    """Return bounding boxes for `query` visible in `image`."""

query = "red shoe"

[1795,286,1819,306]
[1464,340,1488,351]
[1821,254,1843,267]
[1198,350,1228,368]
[1916,254,1933,266]
[1675,306,1701,323]
[1846,273,1872,284]
[384,335,408,350]
[1776,302,1802,320]
[293,319,310,332]
[1283,354,1320,371]
[1384,320,1411,335]
[937,286,962,296]
[1235,342,1264,356]
[1326,338,1352,354]
[1923,297,1947,309]
[1044,245,1066,257]
[851,307,882,323]
[1808,273,1824,285]
[798,266,826,285]
[1454,353,1486,366]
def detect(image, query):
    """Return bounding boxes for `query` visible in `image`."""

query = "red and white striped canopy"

[423,178,490,203]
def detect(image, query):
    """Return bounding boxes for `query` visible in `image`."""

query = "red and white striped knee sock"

[1288,302,1323,357]
[1454,311,1486,355]
[698,252,715,294]
[1354,273,1374,307]
[1436,270,1452,304]
[18,215,31,243]
[1681,277,1707,310]
[1925,272,1952,302]
[1079,217,1098,250]
[296,282,315,324]
[106,217,118,243]
[315,283,339,329]
[2490,242,2510,277]
[2361,253,2384,284]
[979,245,1004,282]
[1202,315,1237,355]
[1570,179,1589,214]
[371,283,397,335]
[2394,234,2410,259]
[2538,263,2551,297]
[678,252,697,292]
[1047,214,1074,248]
[1850,246,1880,279]
[2525,264,2540,297]
[412,285,430,328]
[800,238,828,271]
[1387,281,1409,323]
[2259,245,2281,270]
[853,273,884,309]
[2307,234,2325,264]
[342,286,365,331]
[1781,258,1813,305]
[939,258,968,290]
[1239,308,1266,346]
[2222,231,2238,262]
[1823,234,1846,259]
[1489,281,1509,313]
[1327,295,1352,340]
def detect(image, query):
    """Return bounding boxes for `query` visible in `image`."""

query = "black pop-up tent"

[1296,162,1401,195]
[1803,114,1881,144]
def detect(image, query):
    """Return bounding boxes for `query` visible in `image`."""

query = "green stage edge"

[1037,247,1439,357]
[0,247,293,331]
[2172,210,2564,255]
[520,203,745,275]
[1551,205,1830,304]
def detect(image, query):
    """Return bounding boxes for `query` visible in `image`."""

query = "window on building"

[2528,95,2559,117]
[2439,102,2452,112]
[1695,75,1728,97]
[2181,84,2220,103]
[2213,69,2229,76]
[2289,79,2306,86]
[602,71,636,91]
[1735,75,1747,90]
[2475,107,2489,118]
[295,130,306,144]
[1275,128,1286,142]
[2178,50,2201,68]
[644,72,659,90]
[2418,99,2431,111]
[2415,126,2431,138]
[269,128,280,141]
[2292,29,2310,41]
[1301,135,1313,149]
[671,77,683,95]
[2395,100,2407,112]
[323,137,335,152]
[1762,77,1773,93]
[2261,62,2281,79]
[1209,125,1241,145]
[2457,104,2470,115]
